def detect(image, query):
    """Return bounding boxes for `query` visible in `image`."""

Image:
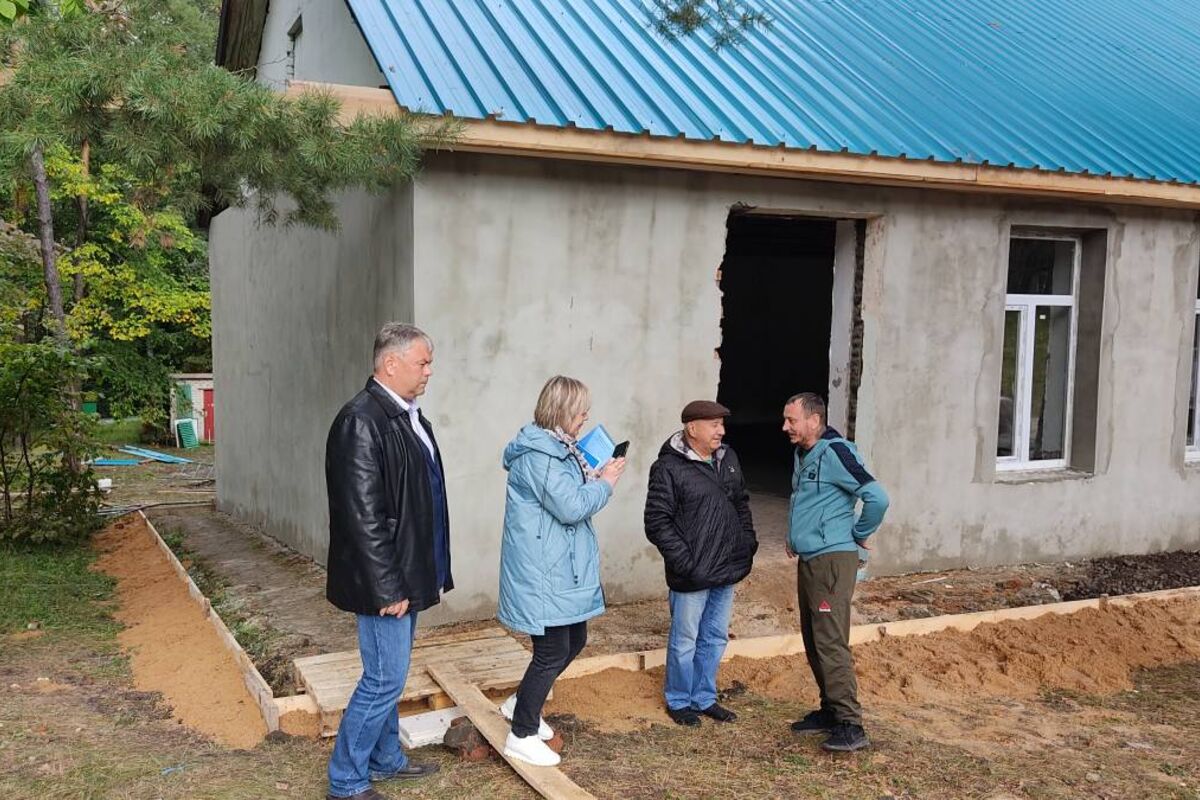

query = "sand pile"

[94,516,267,749]
[850,599,1200,703]
[549,598,1200,731]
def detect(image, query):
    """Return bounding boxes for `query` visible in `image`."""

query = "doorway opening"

[716,211,846,495]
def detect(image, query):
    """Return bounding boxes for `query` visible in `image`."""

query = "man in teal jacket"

[783,392,889,752]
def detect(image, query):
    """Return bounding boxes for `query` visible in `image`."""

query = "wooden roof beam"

[286,81,1200,210]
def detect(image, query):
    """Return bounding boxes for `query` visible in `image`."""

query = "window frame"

[286,15,303,82]
[1188,295,1200,458]
[997,233,1082,472]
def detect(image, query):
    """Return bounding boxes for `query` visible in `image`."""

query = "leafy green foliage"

[0,0,32,25]
[0,0,453,461]
[0,343,102,542]
[0,218,43,339]
[2,144,212,421]
[0,0,82,27]
[0,0,456,230]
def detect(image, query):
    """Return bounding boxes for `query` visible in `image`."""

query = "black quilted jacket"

[644,433,757,593]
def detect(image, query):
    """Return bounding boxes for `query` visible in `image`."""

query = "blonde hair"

[534,376,590,432]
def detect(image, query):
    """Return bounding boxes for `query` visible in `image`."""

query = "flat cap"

[681,400,731,423]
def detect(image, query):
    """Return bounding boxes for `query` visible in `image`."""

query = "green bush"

[0,343,103,542]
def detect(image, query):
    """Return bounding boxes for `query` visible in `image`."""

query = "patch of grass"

[0,539,117,635]
[94,417,144,446]
[556,676,1200,800]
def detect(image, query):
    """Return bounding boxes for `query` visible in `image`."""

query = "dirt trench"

[93,516,267,749]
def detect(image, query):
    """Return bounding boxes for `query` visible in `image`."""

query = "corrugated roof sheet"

[346,0,1200,184]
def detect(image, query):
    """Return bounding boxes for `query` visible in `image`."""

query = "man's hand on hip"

[785,539,797,560]
[380,598,410,618]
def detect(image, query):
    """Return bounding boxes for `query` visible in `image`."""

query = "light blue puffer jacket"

[497,424,613,636]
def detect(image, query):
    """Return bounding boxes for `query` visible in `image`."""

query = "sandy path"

[94,516,267,749]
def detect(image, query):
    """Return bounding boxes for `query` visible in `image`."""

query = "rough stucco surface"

[210,147,1200,624]
[210,187,413,562]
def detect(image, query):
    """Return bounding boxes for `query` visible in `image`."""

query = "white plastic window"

[997,235,1081,470]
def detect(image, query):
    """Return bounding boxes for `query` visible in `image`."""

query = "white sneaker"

[504,730,561,767]
[498,694,554,740]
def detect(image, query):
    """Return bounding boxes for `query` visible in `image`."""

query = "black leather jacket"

[324,380,453,615]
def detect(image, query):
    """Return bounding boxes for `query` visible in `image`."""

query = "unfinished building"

[210,0,1200,622]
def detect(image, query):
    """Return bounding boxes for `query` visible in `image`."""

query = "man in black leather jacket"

[324,322,452,800]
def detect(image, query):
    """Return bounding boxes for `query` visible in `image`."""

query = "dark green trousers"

[797,550,862,725]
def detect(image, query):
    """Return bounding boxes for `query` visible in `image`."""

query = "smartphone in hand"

[612,440,630,459]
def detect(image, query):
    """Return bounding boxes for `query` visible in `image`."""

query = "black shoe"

[368,761,440,782]
[328,788,388,800]
[790,709,835,735]
[698,703,737,723]
[821,722,870,752]
[667,706,702,726]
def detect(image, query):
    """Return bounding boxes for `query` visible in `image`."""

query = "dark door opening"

[717,212,837,495]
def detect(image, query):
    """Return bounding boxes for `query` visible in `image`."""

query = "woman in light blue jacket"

[497,375,625,767]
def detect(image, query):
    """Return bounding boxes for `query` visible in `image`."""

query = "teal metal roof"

[346,0,1200,184]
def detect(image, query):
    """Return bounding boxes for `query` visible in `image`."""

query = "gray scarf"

[545,427,599,483]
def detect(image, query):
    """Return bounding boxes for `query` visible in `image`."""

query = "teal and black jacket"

[787,428,889,561]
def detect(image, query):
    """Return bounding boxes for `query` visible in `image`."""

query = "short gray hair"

[373,322,432,368]
[787,392,826,425]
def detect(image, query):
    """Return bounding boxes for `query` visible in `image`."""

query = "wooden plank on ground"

[411,626,512,648]
[428,664,596,800]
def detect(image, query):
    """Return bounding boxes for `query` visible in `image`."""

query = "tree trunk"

[74,139,90,303]
[0,434,12,524]
[20,431,34,511]
[29,145,68,346]
[31,145,83,471]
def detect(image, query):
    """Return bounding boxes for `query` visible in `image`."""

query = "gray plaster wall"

[208,149,1200,624]
[254,0,385,91]
[407,153,1200,620]
[209,186,413,561]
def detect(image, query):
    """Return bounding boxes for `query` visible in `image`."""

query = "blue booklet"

[577,424,616,469]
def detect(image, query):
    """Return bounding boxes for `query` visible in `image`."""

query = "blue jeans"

[664,585,735,711]
[327,611,417,798]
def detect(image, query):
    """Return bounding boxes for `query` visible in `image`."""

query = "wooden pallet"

[294,625,530,736]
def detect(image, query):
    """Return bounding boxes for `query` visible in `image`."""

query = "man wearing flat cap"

[644,400,758,726]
